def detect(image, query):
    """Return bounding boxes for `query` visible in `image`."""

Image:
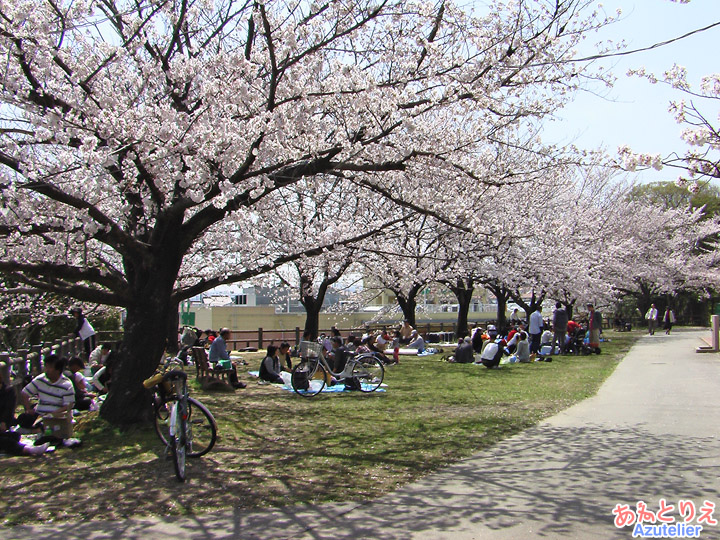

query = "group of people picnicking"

[450,302,605,368]
[256,324,426,388]
[1,298,677,458]
[174,320,434,390]
[0,306,112,457]
[1,303,608,456]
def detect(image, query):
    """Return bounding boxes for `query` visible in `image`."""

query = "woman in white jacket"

[663,308,676,335]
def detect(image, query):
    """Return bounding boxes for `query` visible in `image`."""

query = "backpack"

[344,376,362,391]
[291,370,310,391]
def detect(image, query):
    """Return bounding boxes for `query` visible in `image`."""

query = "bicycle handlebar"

[162,370,187,383]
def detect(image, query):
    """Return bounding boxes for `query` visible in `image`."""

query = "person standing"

[528,307,544,354]
[552,302,569,355]
[645,304,659,335]
[663,307,676,335]
[70,307,96,357]
[587,303,602,353]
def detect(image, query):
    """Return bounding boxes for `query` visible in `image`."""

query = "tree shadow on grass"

[3,423,720,539]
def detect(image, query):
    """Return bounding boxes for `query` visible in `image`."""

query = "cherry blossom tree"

[357,213,447,328]
[0,0,616,423]
[255,176,405,339]
[604,199,720,316]
[619,65,720,191]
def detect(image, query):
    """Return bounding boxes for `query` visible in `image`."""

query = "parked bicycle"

[290,341,385,397]
[143,362,217,482]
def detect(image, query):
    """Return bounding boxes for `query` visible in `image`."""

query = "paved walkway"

[5,329,720,539]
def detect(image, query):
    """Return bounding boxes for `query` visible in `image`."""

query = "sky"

[540,0,720,184]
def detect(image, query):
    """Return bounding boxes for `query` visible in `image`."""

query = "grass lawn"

[0,330,640,525]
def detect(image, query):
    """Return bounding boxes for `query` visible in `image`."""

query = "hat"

[487,324,496,331]
[463,337,471,343]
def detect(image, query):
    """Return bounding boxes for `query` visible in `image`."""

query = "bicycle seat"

[162,370,187,383]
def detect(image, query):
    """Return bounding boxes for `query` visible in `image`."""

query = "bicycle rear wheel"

[291,360,326,397]
[155,397,217,457]
[171,402,187,482]
[352,354,384,392]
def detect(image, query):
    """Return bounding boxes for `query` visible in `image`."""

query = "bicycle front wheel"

[155,397,217,457]
[291,360,326,397]
[172,402,187,482]
[352,354,385,392]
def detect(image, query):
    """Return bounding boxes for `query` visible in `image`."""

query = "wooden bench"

[191,347,233,383]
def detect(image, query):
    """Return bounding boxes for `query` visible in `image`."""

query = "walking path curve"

[4,329,720,540]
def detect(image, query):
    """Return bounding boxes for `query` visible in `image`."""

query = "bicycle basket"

[299,341,322,359]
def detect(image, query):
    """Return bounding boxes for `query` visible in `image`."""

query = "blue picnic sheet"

[248,371,386,393]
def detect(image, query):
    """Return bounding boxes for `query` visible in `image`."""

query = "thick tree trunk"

[302,299,322,340]
[300,273,330,341]
[100,235,184,425]
[395,294,417,328]
[100,298,174,425]
[563,300,576,321]
[166,306,180,354]
[486,282,511,332]
[449,279,474,338]
[495,293,508,332]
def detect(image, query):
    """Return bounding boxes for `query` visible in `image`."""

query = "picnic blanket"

[383,348,418,356]
[249,371,386,394]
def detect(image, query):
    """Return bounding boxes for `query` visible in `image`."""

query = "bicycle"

[143,365,217,482]
[290,341,385,397]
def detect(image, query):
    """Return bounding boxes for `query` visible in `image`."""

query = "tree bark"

[563,299,576,321]
[510,289,546,326]
[392,282,424,328]
[485,282,511,332]
[100,228,184,425]
[100,297,174,425]
[448,278,474,338]
[166,305,180,354]
[301,298,322,341]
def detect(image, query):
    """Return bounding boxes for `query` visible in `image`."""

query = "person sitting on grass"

[259,344,284,384]
[0,363,51,456]
[345,335,358,353]
[453,336,475,363]
[88,343,111,372]
[471,325,485,353]
[90,347,116,394]
[66,357,95,411]
[506,330,520,354]
[399,320,414,344]
[479,339,506,369]
[18,355,75,432]
[365,335,393,365]
[325,337,350,375]
[516,332,531,363]
[278,342,293,371]
[407,330,426,353]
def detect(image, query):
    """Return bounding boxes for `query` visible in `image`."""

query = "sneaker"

[62,438,82,448]
[26,442,49,456]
